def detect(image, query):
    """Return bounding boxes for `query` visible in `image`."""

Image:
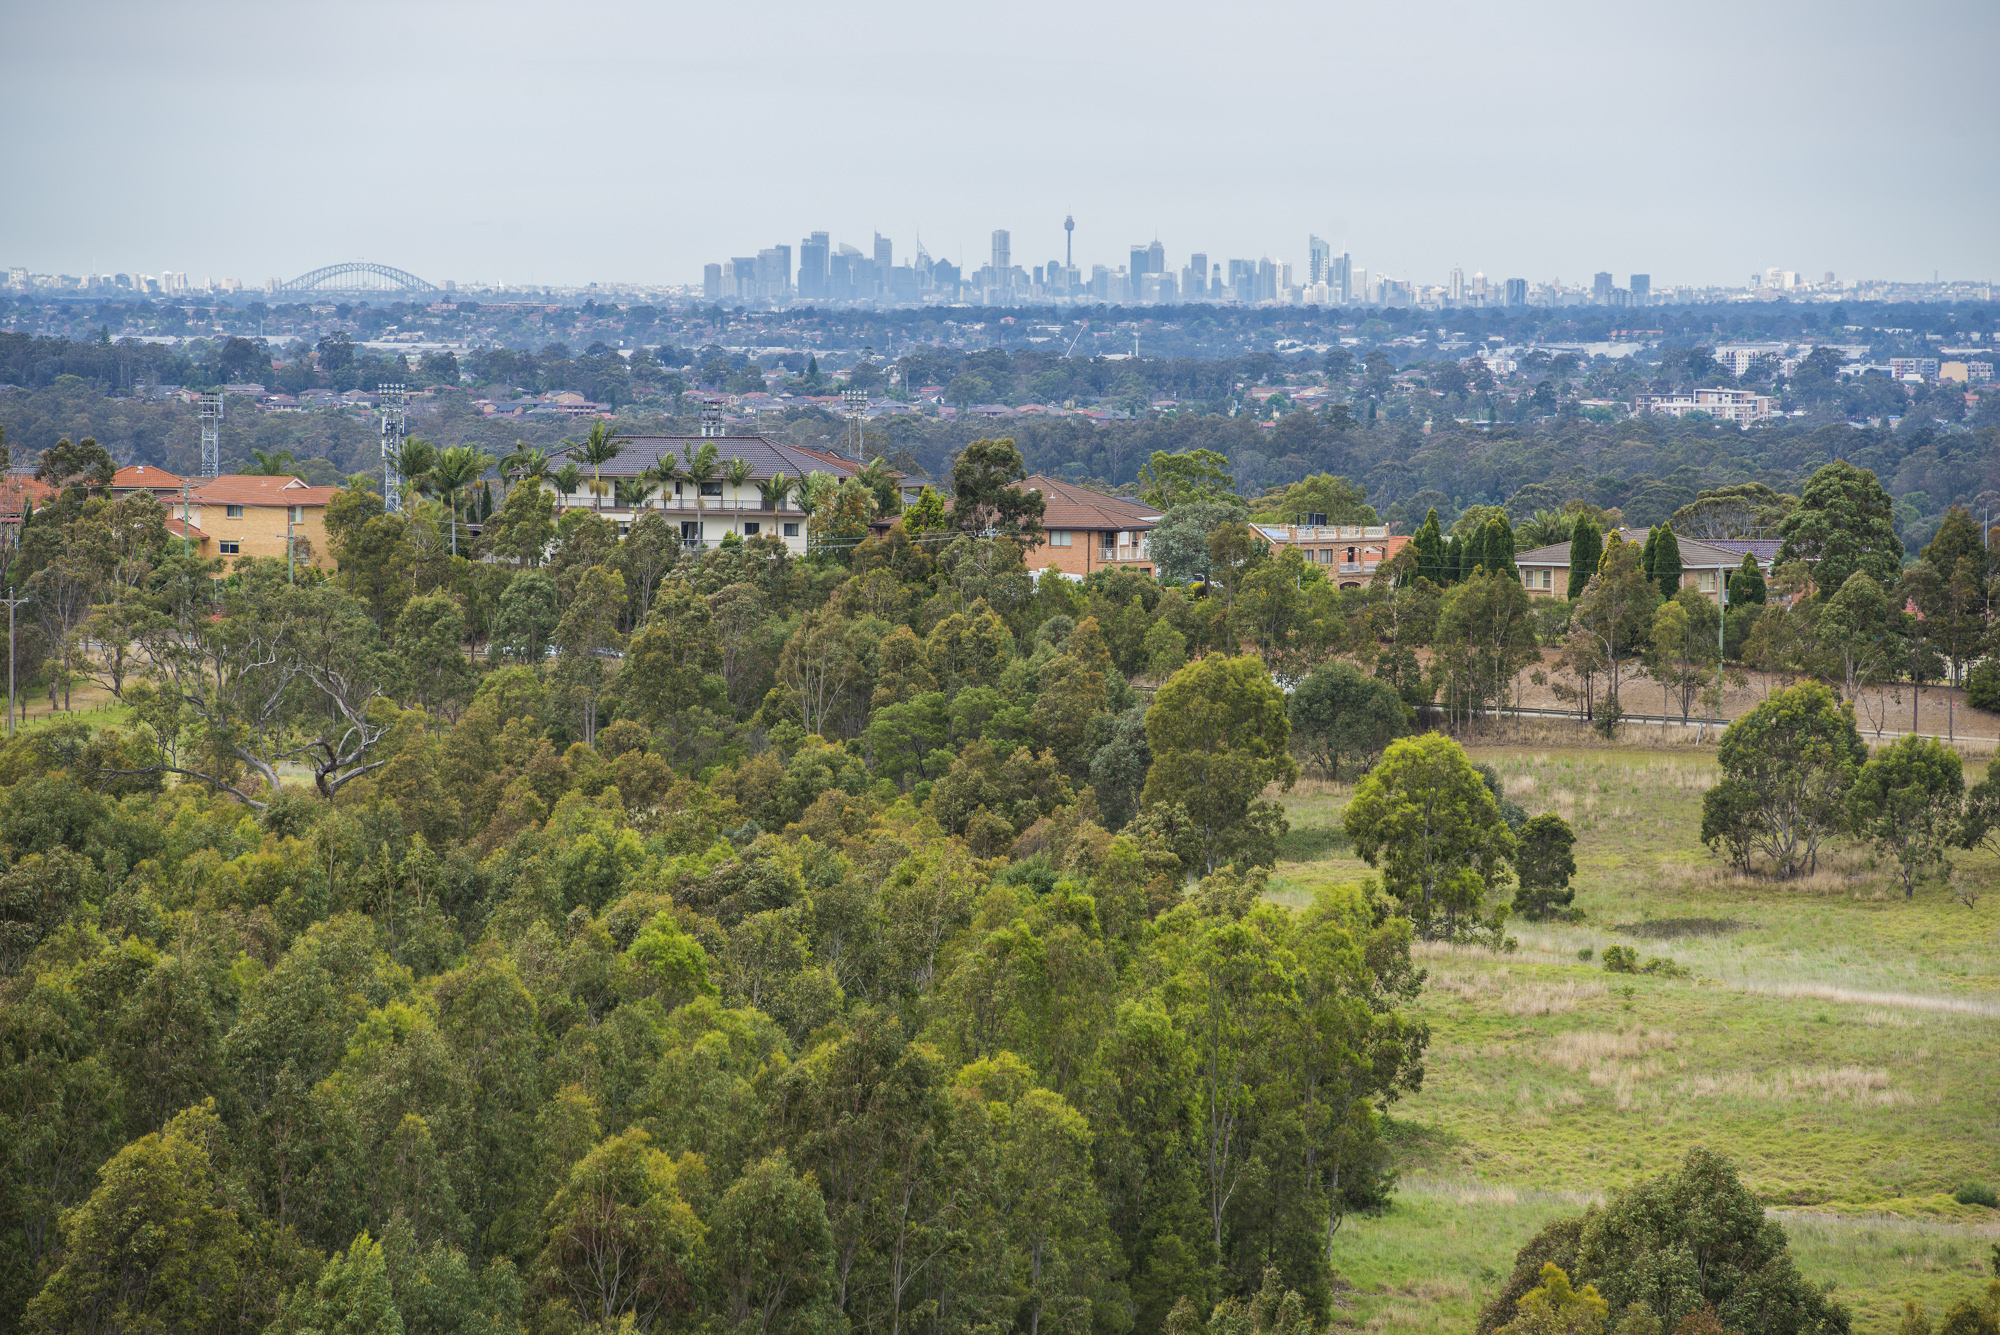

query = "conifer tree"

[1652,526,1684,599]
[1567,516,1602,599]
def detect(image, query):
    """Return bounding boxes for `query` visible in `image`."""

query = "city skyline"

[5,0,1995,290]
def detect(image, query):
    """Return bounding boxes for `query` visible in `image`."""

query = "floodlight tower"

[198,392,223,477]
[378,384,407,513]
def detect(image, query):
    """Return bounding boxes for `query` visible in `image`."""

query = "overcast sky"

[8,0,1996,292]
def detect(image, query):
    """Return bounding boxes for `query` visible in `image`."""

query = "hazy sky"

[8,0,1996,291]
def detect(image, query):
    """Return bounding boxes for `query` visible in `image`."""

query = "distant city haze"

[7,0,1995,290]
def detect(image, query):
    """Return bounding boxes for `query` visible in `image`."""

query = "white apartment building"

[1633,387,1778,425]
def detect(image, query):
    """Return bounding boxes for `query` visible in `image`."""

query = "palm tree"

[757,470,796,512]
[723,455,755,504]
[394,438,439,502]
[552,462,583,509]
[431,445,495,556]
[642,457,679,511]
[249,448,297,477]
[571,419,627,512]
[613,477,651,511]
[499,442,549,491]
[680,440,721,512]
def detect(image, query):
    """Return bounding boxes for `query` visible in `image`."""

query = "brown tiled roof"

[1018,475,1161,531]
[189,478,338,507]
[112,464,186,489]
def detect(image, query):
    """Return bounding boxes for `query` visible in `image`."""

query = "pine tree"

[1653,527,1684,599]
[1483,516,1520,579]
[1568,516,1602,599]
[1412,508,1445,584]
[1444,533,1465,586]
[1728,551,1766,605]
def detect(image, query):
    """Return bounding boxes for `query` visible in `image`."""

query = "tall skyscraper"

[798,233,829,300]
[991,230,1011,284]
[1592,271,1614,304]
[1146,239,1164,278]
[1332,252,1352,303]
[1064,215,1074,269]
[1448,267,1466,304]
[1629,273,1651,305]
[703,264,722,302]
[1130,245,1152,280]
[1505,277,1527,306]
[1185,252,1207,299]
[1308,235,1331,286]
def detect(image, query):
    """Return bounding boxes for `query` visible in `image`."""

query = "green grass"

[1272,741,2000,1334]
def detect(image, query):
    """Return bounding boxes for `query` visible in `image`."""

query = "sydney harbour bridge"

[275,261,440,296]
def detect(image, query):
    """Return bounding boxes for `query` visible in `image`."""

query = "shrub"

[1955,1182,1998,1208]
[1967,659,2000,713]
[1601,945,1639,973]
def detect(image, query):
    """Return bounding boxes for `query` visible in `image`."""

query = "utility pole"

[0,588,27,736]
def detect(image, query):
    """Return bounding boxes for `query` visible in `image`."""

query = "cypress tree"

[1413,508,1444,584]
[1640,526,1660,580]
[1444,533,1465,585]
[1728,551,1767,605]
[1567,516,1602,599]
[1598,530,1625,573]
[1653,526,1684,598]
[1488,514,1520,578]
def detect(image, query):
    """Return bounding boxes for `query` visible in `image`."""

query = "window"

[680,521,703,547]
[290,506,303,523]
[699,481,723,496]
[1048,530,1072,547]
[1319,549,1335,563]
[219,541,240,555]
[743,522,760,536]
[1699,571,1717,592]
[225,504,243,519]
[783,522,800,537]
[1100,531,1116,556]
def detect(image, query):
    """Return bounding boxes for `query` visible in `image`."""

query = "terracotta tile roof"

[112,464,186,489]
[164,516,209,540]
[189,478,339,506]
[1018,475,1161,532]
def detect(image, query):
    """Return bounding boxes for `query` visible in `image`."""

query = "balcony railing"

[557,497,804,514]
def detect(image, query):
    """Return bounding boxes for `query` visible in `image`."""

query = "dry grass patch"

[1500,981,1607,1015]
[1680,1065,1922,1106]
[1541,1027,1679,1072]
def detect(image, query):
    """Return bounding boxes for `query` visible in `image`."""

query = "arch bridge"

[278,262,441,295]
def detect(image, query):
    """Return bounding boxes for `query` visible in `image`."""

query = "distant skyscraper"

[1131,245,1152,279]
[1332,252,1351,303]
[1448,267,1465,304]
[1146,240,1164,278]
[1064,215,1074,269]
[755,248,787,299]
[703,264,722,302]
[798,233,829,300]
[1630,273,1651,305]
[1504,277,1527,306]
[1186,252,1207,299]
[991,230,1011,284]
[875,233,893,286]
[1308,235,1331,286]
[1593,271,1614,304]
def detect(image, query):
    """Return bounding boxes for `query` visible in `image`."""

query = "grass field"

[1270,739,2000,1334]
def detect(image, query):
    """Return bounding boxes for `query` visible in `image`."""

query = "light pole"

[1,587,28,736]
